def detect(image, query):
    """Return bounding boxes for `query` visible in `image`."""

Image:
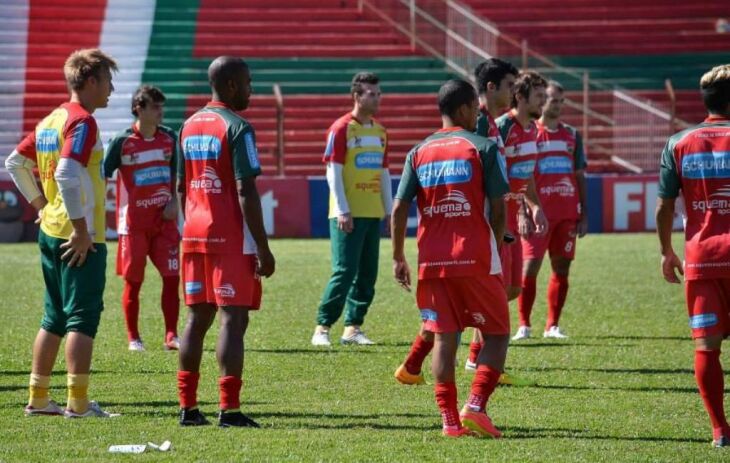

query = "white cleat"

[128,339,146,352]
[543,326,568,339]
[64,401,120,418]
[464,359,477,372]
[311,330,332,347]
[25,400,64,416]
[511,326,531,341]
[164,336,180,351]
[340,328,375,345]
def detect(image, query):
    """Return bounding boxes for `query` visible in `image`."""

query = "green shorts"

[39,230,107,338]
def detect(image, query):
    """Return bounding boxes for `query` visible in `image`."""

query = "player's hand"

[60,229,95,267]
[337,213,353,233]
[517,211,534,237]
[256,247,275,278]
[532,207,548,236]
[393,257,411,292]
[162,199,178,221]
[34,207,45,225]
[576,214,588,238]
[31,197,48,224]
[661,251,684,284]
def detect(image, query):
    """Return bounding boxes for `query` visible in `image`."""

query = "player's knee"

[507,287,521,301]
[550,257,572,275]
[695,336,723,351]
[65,316,100,339]
[41,318,67,338]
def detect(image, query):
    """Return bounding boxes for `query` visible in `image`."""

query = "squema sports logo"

[417,160,472,187]
[190,166,223,194]
[681,151,730,179]
[136,188,171,208]
[422,190,472,218]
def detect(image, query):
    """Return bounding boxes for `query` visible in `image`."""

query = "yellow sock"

[67,374,90,414]
[28,374,51,409]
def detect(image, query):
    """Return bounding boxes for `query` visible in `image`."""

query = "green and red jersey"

[103,124,178,234]
[396,127,509,279]
[475,105,505,156]
[535,120,586,222]
[178,101,261,255]
[658,115,730,280]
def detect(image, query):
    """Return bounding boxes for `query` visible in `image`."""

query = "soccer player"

[497,70,550,341]
[657,64,730,447]
[176,56,275,428]
[517,80,588,339]
[5,49,118,418]
[311,72,392,347]
[103,85,180,352]
[392,78,509,438]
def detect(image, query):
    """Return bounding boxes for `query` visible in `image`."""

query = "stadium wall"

[0,174,683,243]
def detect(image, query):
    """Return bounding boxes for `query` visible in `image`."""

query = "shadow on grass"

[0,385,65,392]
[531,384,703,393]
[593,335,687,341]
[0,370,114,377]
[504,426,707,443]
[509,342,638,348]
[524,366,695,375]
[241,348,380,355]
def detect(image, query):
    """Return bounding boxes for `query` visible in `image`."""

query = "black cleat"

[180,408,210,426]
[218,410,260,428]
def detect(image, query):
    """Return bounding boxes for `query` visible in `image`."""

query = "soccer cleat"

[394,364,426,385]
[24,400,64,416]
[311,330,331,347]
[128,339,146,352]
[498,372,536,387]
[543,326,568,339]
[511,326,531,341]
[340,328,375,345]
[464,359,477,372]
[442,425,475,438]
[179,408,210,426]
[64,401,120,418]
[218,410,260,428]
[460,406,502,438]
[164,336,180,351]
[714,435,729,448]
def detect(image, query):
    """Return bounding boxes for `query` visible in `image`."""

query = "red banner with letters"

[601,175,683,232]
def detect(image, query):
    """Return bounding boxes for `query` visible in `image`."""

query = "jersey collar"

[705,115,730,123]
[131,122,158,141]
[206,101,233,110]
[436,126,464,133]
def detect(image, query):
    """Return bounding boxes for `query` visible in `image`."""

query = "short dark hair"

[700,65,730,115]
[547,80,565,93]
[438,79,477,118]
[131,85,166,117]
[511,71,548,108]
[474,58,519,94]
[351,72,379,95]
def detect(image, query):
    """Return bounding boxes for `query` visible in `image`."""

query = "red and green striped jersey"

[658,115,730,280]
[178,101,261,255]
[396,127,509,279]
[103,124,178,234]
[475,105,505,155]
[535,120,586,222]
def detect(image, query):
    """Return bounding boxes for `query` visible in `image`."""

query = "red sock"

[695,350,729,433]
[466,364,502,412]
[546,273,569,329]
[122,280,142,341]
[177,370,200,409]
[403,335,434,375]
[518,275,537,327]
[467,341,482,364]
[434,382,461,429]
[161,276,180,341]
[219,376,243,411]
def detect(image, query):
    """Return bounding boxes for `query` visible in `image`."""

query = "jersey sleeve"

[395,149,419,202]
[497,117,511,144]
[382,132,389,169]
[60,115,98,167]
[322,121,348,165]
[475,112,488,137]
[15,130,37,162]
[102,133,124,178]
[573,129,588,170]
[161,126,179,180]
[480,141,510,200]
[658,140,681,199]
[230,123,262,180]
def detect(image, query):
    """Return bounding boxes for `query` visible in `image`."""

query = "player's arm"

[391,149,418,292]
[323,123,352,232]
[482,142,509,246]
[177,132,186,220]
[55,117,98,266]
[523,176,547,235]
[5,137,46,213]
[163,128,178,221]
[233,125,274,277]
[656,140,683,284]
[102,134,123,179]
[574,130,589,237]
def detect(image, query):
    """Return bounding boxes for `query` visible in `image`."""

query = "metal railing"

[360,0,693,172]
[272,84,285,176]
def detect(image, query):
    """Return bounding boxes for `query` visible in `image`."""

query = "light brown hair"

[64,48,118,91]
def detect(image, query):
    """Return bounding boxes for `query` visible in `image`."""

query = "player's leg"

[433,331,468,437]
[544,220,577,338]
[62,243,114,418]
[178,302,216,425]
[395,324,434,385]
[118,232,149,350]
[505,237,523,301]
[342,218,380,344]
[514,231,547,340]
[149,221,181,349]
[312,218,365,345]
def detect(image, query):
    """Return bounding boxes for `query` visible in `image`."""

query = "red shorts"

[183,252,261,309]
[685,278,730,339]
[522,219,577,261]
[499,237,522,289]
[116,220,180,282]
[416,275,509,335]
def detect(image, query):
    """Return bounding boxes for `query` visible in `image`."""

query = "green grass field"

[1,234,728,462]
